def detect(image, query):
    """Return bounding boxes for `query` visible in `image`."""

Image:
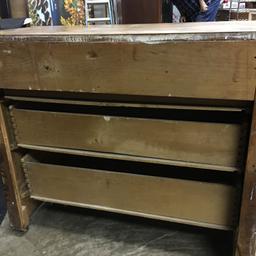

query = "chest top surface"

[1,21,256,43]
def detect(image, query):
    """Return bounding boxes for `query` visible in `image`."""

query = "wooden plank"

[17,144,239,172]
[11,108,241,168]
[0,104,37,231]
[0,40,255,100]
[0,128,23,229]
[1,22,256,39]
[236,97,256,256]
[22,159,236,229]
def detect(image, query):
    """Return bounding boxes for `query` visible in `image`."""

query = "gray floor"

[0,204,233,256]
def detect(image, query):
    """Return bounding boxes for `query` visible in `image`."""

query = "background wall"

[9,0,28,18]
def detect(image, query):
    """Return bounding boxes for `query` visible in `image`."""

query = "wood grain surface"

[23,159,236,229]
[1,22,256,37]
[0,40,255,100]
[0,104,36,231]
[11,108,241,168]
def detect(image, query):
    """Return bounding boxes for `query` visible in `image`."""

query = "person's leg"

[172,0,200,22]
[195,0,221,21]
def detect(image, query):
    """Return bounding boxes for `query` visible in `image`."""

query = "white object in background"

[24,18,32,25]
[223,1,245,9]
[172,5,181,23]
[85,0,114,26]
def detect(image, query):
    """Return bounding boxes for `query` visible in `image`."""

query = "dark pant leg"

[195,0,221,21]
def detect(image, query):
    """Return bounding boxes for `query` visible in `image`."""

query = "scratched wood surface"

[1,22,256,38]
[22,158,236,230]
[11,108,241,169]
[1,23,256,100]
[0,40,255,100]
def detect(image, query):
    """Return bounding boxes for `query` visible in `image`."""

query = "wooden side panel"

[0,104,37,231]
[0,41,255,100]
[23,160,236,229]
[236,98,256,256]
[0,129,23,229]
[11,108,241,168]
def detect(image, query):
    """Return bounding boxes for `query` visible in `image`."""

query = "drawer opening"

[23,151,240,186]
[10,101,247,124]
[3,89,254,109]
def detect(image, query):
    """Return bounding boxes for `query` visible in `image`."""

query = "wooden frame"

[0,40,254,101]
[1,23,256,255]
[0,103,37,231]
[236,94,256,256]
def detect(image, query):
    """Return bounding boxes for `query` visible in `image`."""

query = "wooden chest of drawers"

[1,22,256,255]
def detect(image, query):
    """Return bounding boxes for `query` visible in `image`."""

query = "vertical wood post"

[236,97,256,256]
[0,103,37,231]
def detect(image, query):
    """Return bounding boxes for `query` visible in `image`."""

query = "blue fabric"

[196,0,221,21]
[172,0,221,22]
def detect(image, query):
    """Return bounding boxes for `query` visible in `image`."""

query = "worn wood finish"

[22,158,236,229]
[2,22,256,38]
[0,40,255,100]
[0,104,36,231]
[11,108,241,168]
[0,23,256,100]
[236,98,256,256]
[1,23,256,252]
[0,128,22,229]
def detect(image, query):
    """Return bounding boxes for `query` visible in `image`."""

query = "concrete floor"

[0,204,233,256]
